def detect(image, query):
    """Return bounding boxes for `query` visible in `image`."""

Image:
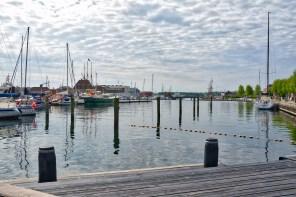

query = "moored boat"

[84,94,114,107]
[0,99,20,119]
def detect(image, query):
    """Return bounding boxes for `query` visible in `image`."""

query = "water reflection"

[257,111,270,162]
[64,113,74,167]
[238,102,244,118]
[272,112,296,144]
[9,117,36,177]
[245,102,253,120]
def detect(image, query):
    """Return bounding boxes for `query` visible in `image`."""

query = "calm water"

[0,100,295,180]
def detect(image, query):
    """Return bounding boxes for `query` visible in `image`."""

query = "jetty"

[1,156,296,196]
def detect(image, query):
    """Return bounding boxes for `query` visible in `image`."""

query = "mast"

[24,27,29,95]
[66,43,69,93]
[91,61,93,85]
[83,63,85,79]
[267,12,270,94]
[152,74,154,93]
[86,61,89,80]
[21,35,23,89]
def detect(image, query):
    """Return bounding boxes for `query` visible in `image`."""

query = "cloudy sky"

[0,0,295,92]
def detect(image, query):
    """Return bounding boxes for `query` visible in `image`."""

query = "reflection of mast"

[264,112,270,163]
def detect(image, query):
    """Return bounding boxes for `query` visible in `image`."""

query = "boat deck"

[2,156,296,197]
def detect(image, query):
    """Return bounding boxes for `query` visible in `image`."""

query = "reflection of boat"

[256,12,275,110]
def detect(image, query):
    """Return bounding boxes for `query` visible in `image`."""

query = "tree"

[237,85,245,97]
[254,85,261,97]
[245,85,254,97]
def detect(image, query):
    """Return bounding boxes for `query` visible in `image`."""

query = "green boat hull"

[84,97,114,107]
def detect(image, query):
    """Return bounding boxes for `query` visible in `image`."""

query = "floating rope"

[129,124,284,143]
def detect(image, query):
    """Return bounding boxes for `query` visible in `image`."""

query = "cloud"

[0,0,295,91]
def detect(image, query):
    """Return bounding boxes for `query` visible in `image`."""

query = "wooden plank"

[11,159,296,197]
[0,184,57,197]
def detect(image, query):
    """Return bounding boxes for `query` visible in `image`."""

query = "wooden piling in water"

[179,98,182,125]
[45,96,49,130]
[197,97,199,117]
[157,97,160,126]
[193,97,196,120]
[114,98,119,132]
[210,96,213,113]
[70,96,75,122]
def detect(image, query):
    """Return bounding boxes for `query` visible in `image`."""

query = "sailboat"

[15,27,36,116]
[51,43,72,106]
[256,12,275,110]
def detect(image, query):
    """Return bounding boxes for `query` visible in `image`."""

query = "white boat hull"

[0,108,20,119]
[256,100,275,110]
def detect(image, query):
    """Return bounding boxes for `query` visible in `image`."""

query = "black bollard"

[204,138,218,167]
[179,98,182,125]
[38,147,57,183]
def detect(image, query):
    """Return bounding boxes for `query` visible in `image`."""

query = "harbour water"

[0,100,295,180]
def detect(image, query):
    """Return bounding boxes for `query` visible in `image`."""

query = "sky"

[0,0,296,92]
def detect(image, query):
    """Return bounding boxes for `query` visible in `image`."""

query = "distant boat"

[256,12,275,110]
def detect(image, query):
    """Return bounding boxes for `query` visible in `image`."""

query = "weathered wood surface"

[10,159,296,197]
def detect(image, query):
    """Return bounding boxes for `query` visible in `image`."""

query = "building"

[95,85,140,98]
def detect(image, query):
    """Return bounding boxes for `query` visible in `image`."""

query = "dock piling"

[204,138,218,167]
[38,147,57,183]
[114,98,119,133]
[193,97,196,120]
[179,98,182,126]
[45,96,49,130]
[157,97,160,126]
[70,96,75,122]
[197,97,199,117]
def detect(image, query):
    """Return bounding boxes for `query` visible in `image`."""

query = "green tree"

[237,85,245,97]
[245,85,254,97]
[254,85,261,97]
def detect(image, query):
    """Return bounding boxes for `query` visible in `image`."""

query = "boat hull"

[17,105,36,116]
[84,97,113,107]
[0,108,21,119]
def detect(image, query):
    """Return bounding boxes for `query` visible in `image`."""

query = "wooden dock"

[2,156,296,197]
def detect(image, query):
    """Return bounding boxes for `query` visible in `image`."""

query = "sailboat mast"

[21,35,23,89]
[66,43,69,93]
[267,12,270,94]
[24,27,29,95]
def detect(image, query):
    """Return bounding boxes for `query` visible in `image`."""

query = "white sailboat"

[0,98,20,119]
[256,12,275,110]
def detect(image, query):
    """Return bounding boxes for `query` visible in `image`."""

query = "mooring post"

[179,97,182,126]
[204,138,219,167]
[38,147,57,183]
[114,98,119,132]
[197,97,200,116]
[210,96,213,113]
[70,96,75,121]
[157,97,160,126]
[45,96,49,130]
[193,97,196,119]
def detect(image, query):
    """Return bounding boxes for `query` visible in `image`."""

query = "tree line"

[271,71,296,100]
[237,84,261,98]
[236,70,296,100]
